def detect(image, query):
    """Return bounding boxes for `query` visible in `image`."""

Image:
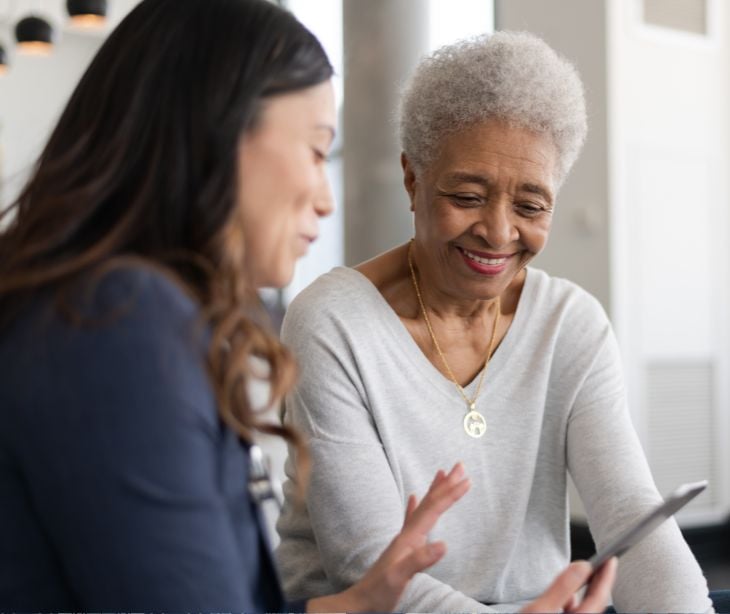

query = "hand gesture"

[308,463,470,613]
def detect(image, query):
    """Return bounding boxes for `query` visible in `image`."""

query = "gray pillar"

[342,0,429,265]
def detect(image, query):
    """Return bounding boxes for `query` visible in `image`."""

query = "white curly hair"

[398,31,587,186]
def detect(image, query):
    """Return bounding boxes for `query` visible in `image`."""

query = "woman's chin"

[261,263,297,290]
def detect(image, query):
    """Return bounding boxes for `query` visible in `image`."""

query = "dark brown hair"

[0,0,333,455]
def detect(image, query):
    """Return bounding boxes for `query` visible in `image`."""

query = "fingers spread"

[403,474,470,537]
[421,464,467,509]
[430,469,447,488]
[387,464,470,573]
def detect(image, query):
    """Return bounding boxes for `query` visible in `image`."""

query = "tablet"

[588,480,708,569]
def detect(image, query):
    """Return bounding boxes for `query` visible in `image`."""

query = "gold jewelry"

[407,240,501,439]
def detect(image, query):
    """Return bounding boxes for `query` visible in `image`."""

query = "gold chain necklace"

[407,241,501,438]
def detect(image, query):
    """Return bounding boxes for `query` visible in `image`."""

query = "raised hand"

[308,463,470,613]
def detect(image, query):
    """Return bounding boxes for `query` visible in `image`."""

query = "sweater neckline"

[335,266,538,404]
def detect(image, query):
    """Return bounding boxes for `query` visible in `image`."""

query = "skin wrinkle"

[407,119,557,320]
[435,172,554,211]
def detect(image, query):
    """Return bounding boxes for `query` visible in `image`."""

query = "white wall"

[609,0,730,525]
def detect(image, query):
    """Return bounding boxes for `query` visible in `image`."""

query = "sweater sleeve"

[566,321,713,613]
[18,270,277,611]
[277,293,495,613]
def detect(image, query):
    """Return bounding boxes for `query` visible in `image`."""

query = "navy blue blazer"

[0,267,303,611]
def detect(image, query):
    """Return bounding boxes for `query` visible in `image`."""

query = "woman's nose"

[314,175,335,218]
[473,201,518,249]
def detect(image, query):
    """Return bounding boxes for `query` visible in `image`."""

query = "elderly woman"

[275,31,716,612]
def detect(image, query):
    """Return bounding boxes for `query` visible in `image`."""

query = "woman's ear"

[401,152,417,212]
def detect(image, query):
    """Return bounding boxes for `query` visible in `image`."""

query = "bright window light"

[285,0,344,108]
[428,0,494,51]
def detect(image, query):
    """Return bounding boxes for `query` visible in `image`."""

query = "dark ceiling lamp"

[15,15,55,56]
[67,0,108,28]
[0,44,7,76]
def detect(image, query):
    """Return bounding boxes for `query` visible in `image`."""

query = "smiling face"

[405,118,558,302]
[235,80,336,288]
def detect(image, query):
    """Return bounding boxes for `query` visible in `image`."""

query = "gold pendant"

[464,409,487,438]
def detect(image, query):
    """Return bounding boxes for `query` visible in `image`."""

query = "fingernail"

[428,541,446,557]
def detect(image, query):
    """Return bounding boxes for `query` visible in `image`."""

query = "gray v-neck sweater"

[275,266,712,613]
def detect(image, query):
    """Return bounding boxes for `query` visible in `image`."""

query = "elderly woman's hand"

[307,463,471,613]
[520,557,618,613]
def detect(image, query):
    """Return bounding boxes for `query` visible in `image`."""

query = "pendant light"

[15,15,55,56]
[67,0,108,28]
[0,44,7,75]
